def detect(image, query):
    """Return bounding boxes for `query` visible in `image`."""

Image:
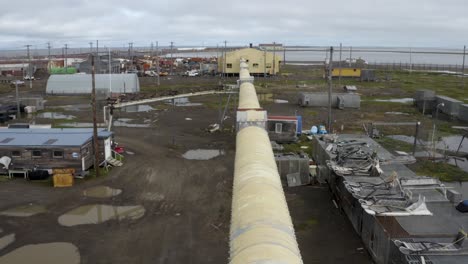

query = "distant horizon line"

[0,44,466,52]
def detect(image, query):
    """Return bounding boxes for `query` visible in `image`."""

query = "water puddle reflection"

[166,97,203,106]
[182,149,225,160]
[374,98,414,103]
[0,204,47,217]
[58,204,145,226]
[0,242,80,264]
[0,233,15,250]
[37,112,76,120]
[83,186,122,198]
[122,105,154,112]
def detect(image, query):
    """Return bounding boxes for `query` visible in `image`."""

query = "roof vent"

[43,139,58,145]
[0,138,14,143]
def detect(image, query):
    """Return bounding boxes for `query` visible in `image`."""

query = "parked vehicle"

[23,75,35,80]
[10,80,25,87]
[144,70,157,77]
[185,70,199,77]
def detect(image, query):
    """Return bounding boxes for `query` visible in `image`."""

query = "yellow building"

[218,48,282,75]
[330,67,362,78]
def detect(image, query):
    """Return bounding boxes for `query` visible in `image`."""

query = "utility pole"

[327,46,334,132]
[96,40,99,73]
[91,54,99,178]
[25,45,32,89]
[339,43,342,87]
[409,47,412,74]
[170,41,174,76]
[349,46,352,67]
[156,41,160,86]
[128,42,133,70]
[64,44,68,73]
[462,45,466,88]
[272,41,276,76]
[223,40,227,78]
[283,44,286,65]
[107,46,112,94]
[15,81,20,119]
[47,42,51,73]
[150,42,154,59]
[216,44,219,76]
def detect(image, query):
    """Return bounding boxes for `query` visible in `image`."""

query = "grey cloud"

[0,0,467,49]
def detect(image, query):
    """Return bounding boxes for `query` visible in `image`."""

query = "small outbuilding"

[46,74,140,96]
[298,92,360,109]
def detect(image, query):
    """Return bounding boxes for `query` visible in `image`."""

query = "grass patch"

[280,135,314,157]
[36,107,66,113]
[410,160,468,182]
[376,137,414,153]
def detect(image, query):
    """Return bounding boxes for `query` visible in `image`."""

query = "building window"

[246,60,249,62]
[53,150,64,158]
[253,63,259,68]
[275,123,283,134]
[227,63,232,69]
[32,150,41,158]
[11,151,21,157]
[266,63,272,69]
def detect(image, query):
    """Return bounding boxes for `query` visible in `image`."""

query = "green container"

[50,67,77,74]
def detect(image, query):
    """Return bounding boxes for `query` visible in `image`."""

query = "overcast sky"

[0,0,467,50]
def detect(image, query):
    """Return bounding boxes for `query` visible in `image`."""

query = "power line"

[25,44,32,89]
[47,42,51,73]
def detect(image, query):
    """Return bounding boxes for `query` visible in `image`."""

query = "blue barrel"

[296,116,302,135]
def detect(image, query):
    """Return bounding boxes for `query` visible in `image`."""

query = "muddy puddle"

[274,99,289,104]
[388,135,468,154]
[61,104,90,111]
[60,118,150,128]
[58,122,105,128]
[446,182,468,200]
[58,204,145,226]
[166,97,203,106]
[37,112,76,120]
[0,233,15,250]
[182,149,225,160]
[114,118,151,128]
[374,98,414,103]
[122,105,154,112]
[0,204,46,217]
[385,111,410,115]
[0,242,80,264]
[83,186,122,198]
[447,157,468,173]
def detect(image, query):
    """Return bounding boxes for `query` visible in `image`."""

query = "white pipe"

[230,60,303,263]
[230,126,303,264]
[238,83,260,109]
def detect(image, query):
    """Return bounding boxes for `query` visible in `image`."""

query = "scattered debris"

[207,123,220,133]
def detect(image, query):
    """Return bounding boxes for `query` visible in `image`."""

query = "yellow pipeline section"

[238,83,260,109]
[230,63,303,264]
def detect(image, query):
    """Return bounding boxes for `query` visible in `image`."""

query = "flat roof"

[315,134,468,240]
[0,128,112,147]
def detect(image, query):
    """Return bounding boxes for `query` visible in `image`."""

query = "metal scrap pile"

[327,139,383,177]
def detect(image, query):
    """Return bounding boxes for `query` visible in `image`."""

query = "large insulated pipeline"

[238,83,260,110]
[229,62,303,264]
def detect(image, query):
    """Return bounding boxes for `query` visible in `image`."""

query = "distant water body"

[0,46,465,65]
[168,47,466,65]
